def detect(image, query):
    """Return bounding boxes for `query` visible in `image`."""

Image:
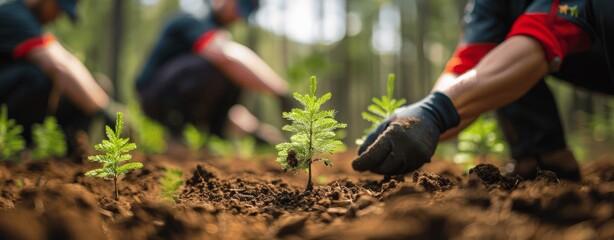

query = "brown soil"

[0,149,613,240]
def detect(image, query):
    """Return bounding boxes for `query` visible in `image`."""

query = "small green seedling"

[16,179,24,188]
[160,168,183,202]
[276,76,347,191]
[454,115,505,172]
[207,135,234,158]
[129,102,167,155]
[85,112,142,200]
[0,105,25,161]
[32,116,67,160]
[235,135,256,159]
[357,74,406,145]
[183,123,206,158]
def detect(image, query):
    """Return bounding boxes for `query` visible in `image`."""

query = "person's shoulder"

[164,12,218,33]
[0,0,42,31]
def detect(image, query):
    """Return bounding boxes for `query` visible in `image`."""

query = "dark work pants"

[496,44,614,159]
[0,63,91,151]
[137,55,241,137]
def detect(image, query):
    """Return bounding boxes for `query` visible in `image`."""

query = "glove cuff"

[422,91,460,132]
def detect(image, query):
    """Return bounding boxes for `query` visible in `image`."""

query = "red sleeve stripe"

[192,30,219,53]
[444,43,497,74]
[12,34,56,59]
[506,13,590,71]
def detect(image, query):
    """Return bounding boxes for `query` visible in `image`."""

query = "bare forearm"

[30,42,109,115]
[438,36,549,121]
[54,55,109,115]
[203,42,287,95]
[432,72,477,140]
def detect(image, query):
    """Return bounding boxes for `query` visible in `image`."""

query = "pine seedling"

[160,168,183,202]
[276,76,347,191]
[356,74,406,145]
[32,116,67,160]
[454,115,505,172]
[85,112,142,200]
[183,124,206,158]
[129,102,167,155]
[0,105,25,161]
[207,135,233,158]
[138,116,166,154]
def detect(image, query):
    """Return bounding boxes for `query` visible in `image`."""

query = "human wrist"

[420,91,461,132]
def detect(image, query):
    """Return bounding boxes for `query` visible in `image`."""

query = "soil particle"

[468,163,519,191]
[18,184,106,240]
[354,195,376,210]
[583,160,614,183]
[510,184,599,224]
[0,196,13,210]
[382,184,420,200]
[275,214,308,237]
[393,117,420,128]
[412,171,454,192]
[469,163,502,184]
[536,168,560,184]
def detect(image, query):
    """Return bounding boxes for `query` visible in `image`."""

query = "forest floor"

[0,147,613,240]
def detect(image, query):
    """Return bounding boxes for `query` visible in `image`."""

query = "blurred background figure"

[24,0,614,165]
[354,0,614,181]
[136,0,291,144]
[0,0,120,152]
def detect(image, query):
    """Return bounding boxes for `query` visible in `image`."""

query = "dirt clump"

[467,163,519,190]
[412,171,454,192]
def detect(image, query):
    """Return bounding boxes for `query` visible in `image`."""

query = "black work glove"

[352,91,460,175]
[97,101,130,133]
[278,93,295,114]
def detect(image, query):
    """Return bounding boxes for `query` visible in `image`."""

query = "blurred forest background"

[47,0,614,162]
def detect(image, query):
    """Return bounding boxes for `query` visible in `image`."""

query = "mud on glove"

[352,91,460,175]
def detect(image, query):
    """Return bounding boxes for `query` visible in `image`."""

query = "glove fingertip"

[352,137,393,173]
[358,119,392,155]
[351,159,367,172]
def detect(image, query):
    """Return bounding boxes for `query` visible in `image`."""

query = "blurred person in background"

[136,0,291,144]
[353,0,613,181]
[0,0,121,152]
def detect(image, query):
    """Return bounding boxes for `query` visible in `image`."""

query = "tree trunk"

[114,177,119,201]
[306,161,313,192]
[110,0,124,101]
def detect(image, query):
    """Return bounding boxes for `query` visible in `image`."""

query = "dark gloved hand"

[278,93,296,113]
[97,101,130,133]
[352,91,460,175]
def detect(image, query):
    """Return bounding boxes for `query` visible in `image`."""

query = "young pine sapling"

[32,116,67,160]
[357,74,406,145]
[454,115,506,172]
[0,105,25,161]
[129,102,167,155]
[276,76,346,191]
[183,123,207,158]
[160,168,183,202]
[85,112,142,200]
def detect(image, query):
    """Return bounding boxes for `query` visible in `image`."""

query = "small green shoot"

[276,76,347,191]
[160,168,183,202]
[129,102,167,155]
[16,179,24,188]
[357,74,406,145]
[32,116,67,160]
[0,105,25,161]
[207,135,234,158]
[234,135,256,159]
[85,112,142,200]
[183,123,206,158]
[454,115,505,172]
